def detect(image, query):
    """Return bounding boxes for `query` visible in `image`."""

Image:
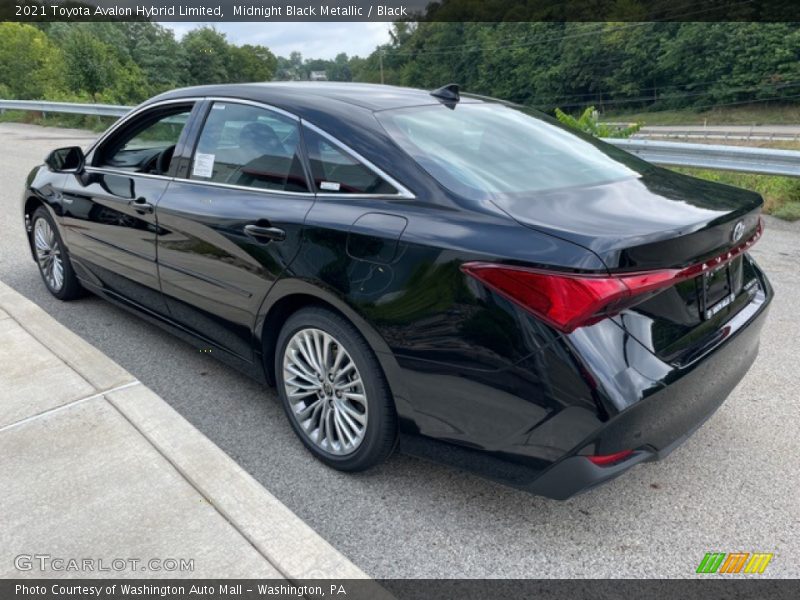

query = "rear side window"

[303,126,397,195]
[190,102,309,193]
[376,103,643,199]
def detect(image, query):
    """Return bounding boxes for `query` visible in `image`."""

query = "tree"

[555,106,642,138]
[6,19,800,117]
[328,53,353,82]
[0,23,63,99]
[181,27,232,86]
[274,51,306,81]
[117,22,185,95]
[60,27,117,101]
[228,44,277,82]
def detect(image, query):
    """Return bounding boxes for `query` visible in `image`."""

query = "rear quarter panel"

[273,194,605,469]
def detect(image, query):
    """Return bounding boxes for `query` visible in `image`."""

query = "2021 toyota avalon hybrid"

[21,83,772,499]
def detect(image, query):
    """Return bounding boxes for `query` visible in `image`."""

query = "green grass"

[673,167,800,221]
[772,201,800,221]
[607,103,800,126]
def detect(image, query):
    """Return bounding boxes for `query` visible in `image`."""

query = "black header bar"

[3,0,800,22]
[3,579,800,600]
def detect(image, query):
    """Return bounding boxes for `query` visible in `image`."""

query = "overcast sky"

[165,22,392,59]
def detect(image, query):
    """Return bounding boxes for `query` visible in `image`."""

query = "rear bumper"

[526,403,719,500]
[527,280,771,500]
[396,259,772,501]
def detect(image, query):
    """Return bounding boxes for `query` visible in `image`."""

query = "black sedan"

[21,83,772,499]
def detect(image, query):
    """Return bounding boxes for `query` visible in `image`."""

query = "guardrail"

[635,131,800,142]
[603,138,800,177]
[2,99,800,178]
[0,99,131,118]
[603,123,800,142]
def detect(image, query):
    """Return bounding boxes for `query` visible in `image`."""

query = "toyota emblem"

[732,221,745,243]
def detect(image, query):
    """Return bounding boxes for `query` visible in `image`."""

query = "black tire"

[275,306,398,471]
[31,207,83,301]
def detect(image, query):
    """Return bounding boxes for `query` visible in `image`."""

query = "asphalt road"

[2,122,798,578]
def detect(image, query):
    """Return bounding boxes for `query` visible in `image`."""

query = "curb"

[0,280,376,583]
[0,282,134,391]
[107,384,367,580]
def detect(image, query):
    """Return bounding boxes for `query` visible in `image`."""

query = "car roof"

[150,82,486,115]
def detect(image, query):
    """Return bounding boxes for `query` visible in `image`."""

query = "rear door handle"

[129,197,154,214]
[244,223,286,243]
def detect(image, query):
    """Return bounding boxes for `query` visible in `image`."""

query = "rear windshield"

[376,103,645,200]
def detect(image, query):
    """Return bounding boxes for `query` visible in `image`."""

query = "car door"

[155,100,316,361]
[59,101,199,316]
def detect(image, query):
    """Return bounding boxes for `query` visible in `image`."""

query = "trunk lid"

[490,169,765,364]
[491,168,762,271]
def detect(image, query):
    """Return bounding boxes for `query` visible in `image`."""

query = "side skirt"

[77,278,269,385]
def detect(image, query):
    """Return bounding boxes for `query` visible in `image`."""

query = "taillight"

[461,218,763,333]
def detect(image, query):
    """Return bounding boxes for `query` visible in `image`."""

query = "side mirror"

[45,146,85,173]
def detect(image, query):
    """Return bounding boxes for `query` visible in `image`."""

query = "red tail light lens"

[587,450,635,466]
[461,262,636,333]
[461,218,763,333]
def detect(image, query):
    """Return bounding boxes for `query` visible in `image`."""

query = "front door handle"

[244,223,286,243]
[129,197,154,214]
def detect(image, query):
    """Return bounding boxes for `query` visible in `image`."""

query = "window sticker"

[192,153,215,178]
[320,180,341,191]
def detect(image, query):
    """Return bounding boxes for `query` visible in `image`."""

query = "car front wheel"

[31,206,83,300]
[275,306,397,471]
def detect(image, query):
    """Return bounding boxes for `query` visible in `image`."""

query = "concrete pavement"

[0,280,367,580]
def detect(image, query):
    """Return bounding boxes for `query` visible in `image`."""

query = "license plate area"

[697,256,743,320]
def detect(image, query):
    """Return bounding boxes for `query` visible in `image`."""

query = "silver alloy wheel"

[282,328,368,456]
[33,218,64,292]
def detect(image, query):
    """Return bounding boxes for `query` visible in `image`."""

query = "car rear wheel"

[31,207,83,301]
[275,306,397,471]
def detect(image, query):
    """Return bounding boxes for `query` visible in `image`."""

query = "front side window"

[376,103,645,200]
[303,127,397,195]
[96,105,191,174]
[190,102,308,193]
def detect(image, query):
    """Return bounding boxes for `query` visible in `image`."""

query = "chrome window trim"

[170,178,316,198]
[302,120,415,200]
[85,166,315,198]
[204,96,300,121]
[88,96,299,159]
[84,166,173,182]
[87,97,203,159]
[88,94,416,200]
